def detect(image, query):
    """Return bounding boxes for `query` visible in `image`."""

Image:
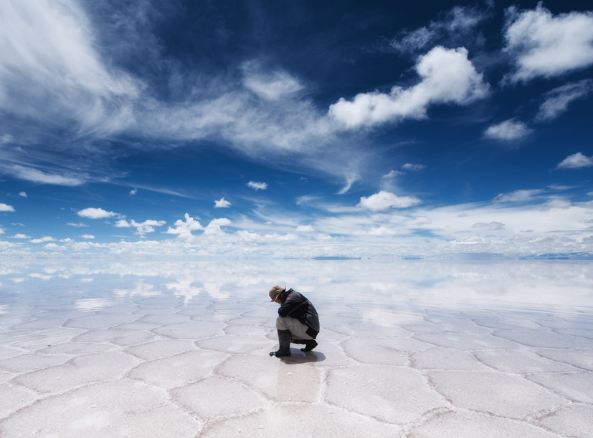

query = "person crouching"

[268,285,319,357]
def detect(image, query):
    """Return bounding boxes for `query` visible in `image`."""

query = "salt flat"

[0,258,592,437]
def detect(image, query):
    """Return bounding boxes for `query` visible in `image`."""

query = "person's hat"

[269,285,284,302]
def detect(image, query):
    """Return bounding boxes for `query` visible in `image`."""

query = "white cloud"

[13,233,29,239]
[484,119,531,141]
[247,181,268,191]
[166,213,204,239]
[401,163,425,171]
[536,79,593,121]
[471,221,506,231]
[0,203,15,212]
[67,222,88,228]
[494,189,543,203]
[78,208,118,220]
[0,1,365,188]
[18,191,27,198]
[504,5,593,82]
[2,165,85,186]
[243,63,304,101]
[0,0,138,133]
[129,188,138,196]
[557,152,593,169]
[359,191,421,211]
[296,225,315,233]
[214,197,231,208]
[391,5,490,54]
[30,236,55,244]
[115,219,166,237]
[203,218,231,235]
[329,46,488,128]
[382,169,402,179]
[81,234,95,240]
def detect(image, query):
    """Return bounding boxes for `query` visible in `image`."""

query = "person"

[268,285,319,357]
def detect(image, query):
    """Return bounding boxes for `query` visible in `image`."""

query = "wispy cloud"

[329,47,488,128]
[391,5,491,54]
[1,164,86,186]
[504,5,593,82]
[536,79,593,121]
[401,163,425,171]
[0,0,139,134]
[494,189,543,203]
[242,62,304,101]
[67,222,88,228]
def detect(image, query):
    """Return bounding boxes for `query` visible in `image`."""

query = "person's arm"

[278,292,307,317]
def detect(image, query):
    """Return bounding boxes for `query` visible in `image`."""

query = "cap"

[269,285,284,302]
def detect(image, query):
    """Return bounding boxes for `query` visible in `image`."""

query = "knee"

[276,316,287,330]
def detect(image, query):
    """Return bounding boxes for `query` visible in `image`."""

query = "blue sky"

[0,0,592,257]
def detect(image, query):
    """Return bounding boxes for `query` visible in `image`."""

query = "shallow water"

[1,259,592,437]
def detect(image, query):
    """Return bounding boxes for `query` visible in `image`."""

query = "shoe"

[270,330,291,357]
[301,340,318,352]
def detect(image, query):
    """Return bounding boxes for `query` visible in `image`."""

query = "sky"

[0,0,592,258]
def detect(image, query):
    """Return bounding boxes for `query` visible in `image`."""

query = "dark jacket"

[278,289,320,339]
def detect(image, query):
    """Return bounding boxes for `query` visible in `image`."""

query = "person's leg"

[270,316,291,357]
[276,316,318,352]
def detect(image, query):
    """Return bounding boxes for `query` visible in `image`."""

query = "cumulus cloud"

[81,234,95,240]
[504,5,593,82]
[247,181,268,191]
[129,188,138,196]
[536,79,593,121]
[391,5,490,54]
[13,233,30,239]
[296,224,315,233]
[78,208,118,220]
[484,119,531,141]
[18,191,27,198]
[1,164,86,186]
[214,197,231,208]
[115,219,166,237]
[30,236,55,244]
[203,218,231,235]
[557,152,593,169]
[0,203,15,212]
[166,213,204,239]
[359,191,421,211]
[329,46,488,128]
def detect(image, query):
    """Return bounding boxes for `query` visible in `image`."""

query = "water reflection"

[0,259,592,318]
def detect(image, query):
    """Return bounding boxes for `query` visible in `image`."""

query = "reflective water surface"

[1,259,592,437]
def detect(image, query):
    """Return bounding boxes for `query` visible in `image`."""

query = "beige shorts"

[276,316,314,340]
